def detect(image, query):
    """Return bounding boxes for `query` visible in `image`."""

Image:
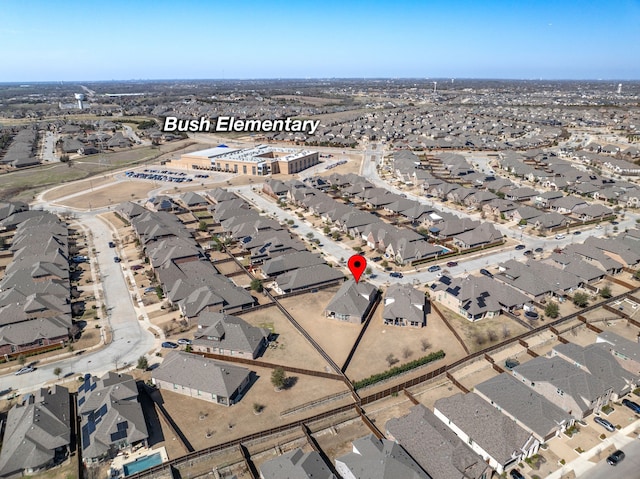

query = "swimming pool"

[122,452,163,476]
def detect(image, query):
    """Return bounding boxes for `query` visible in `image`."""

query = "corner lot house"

[192,311,270,359]
[0,386,70,477]
[78,373,148,463]
[152,351,252,406]
[597,331,640,375]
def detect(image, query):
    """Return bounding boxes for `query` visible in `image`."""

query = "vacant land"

[238,308,331,372]
[279,287,362,368]
[346,302,466,382]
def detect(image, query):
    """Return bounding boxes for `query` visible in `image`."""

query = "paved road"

[580,438,640,479]
[41,130,58,162]
[0,213,156,394]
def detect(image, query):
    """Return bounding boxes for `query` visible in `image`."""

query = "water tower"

[617,83,622,95]
[74,93,85,109]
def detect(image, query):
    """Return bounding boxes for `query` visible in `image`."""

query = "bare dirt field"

[451,358,500,390]
[410,377,458,409]
[278,288,363,368]
[57,181,157,208]
[237,308,331,372]
[345,301,466,382]
[312,418,371,463]
[364,394,415,434]
[159,366,350,451]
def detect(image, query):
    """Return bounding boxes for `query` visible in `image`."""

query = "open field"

[0,141,197,202]
[278,287,362,368]
[346,300,465,382]
[237,308,331,372]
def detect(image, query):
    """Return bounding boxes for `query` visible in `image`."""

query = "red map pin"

[348,254,367,283]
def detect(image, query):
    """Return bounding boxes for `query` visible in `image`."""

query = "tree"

[250,278,263,293]
[420,339,431,352]
[545,301,559,318]
[386,354,398,367]
[573,292,589,308]
[198,220,208,232]
[306,232,314,240]
[137,355,149,370]
[365,266,372,276]
[323,225,331,235]
[518,218,528,226]
[599,285,612,299]
[271,367,287,390]
[53,367,62,379]
[17,354,26,366]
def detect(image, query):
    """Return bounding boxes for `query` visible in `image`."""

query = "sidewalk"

[547,420,640,479]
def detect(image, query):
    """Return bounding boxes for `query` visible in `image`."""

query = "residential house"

[260,251,326,277]
[474,374,573,442]
[433,274,529,322]
[259,449,336,479]
[192,312,270,359]
[0,386,71,477]
[324,279,379,324]
[511,356,612,418]
[335,434,430,479]
[452,222,502,249]
[383,283,427,327]
[386,404,491,479]
[77,373,148,463]
[152,351,252,406]
[273,265,344,294]
[433,393,539,474]
[551,342,639,400]
[596,331,640,375]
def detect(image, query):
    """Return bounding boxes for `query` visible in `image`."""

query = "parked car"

[607,449,625,466]
[446,261,458,267]
[161,342,179,349]
[622,398,640,414]
[594,416,616,432]
[15,366,35,375]
[480,269,493,278]
[523,250,533,256]
[509,469,525,479]
[389,272,404,278]
[515,244,526,250]
[573,231,581,235]
[555,234,565,240]
[108,241,116,248]
[534,247,543,253]
[113,256,121,263]
[427,265,441,273]
[595,224,602,229]
[177,338,192,345]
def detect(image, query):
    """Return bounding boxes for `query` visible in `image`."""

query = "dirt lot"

[159,366,350,451]
[278,288,363,368]
[346,299,466,382]
[410,377,459,409]
[437,305,531,353]
[237,307,331,372]
[312,418,372,463]
[451,357,500,391]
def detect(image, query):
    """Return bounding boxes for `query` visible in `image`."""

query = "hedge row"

[353,350,446,389]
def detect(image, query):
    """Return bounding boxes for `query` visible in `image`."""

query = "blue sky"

[2,0,639,81]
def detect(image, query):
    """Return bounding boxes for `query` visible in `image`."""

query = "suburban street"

[581,439,640,479]
[0,210,156,394]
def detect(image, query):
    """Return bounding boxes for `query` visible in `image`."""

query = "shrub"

[354,350,445,389]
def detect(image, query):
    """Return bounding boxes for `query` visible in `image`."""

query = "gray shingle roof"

[152,351,251,399]
[335,434,430,479]
[383,284,425,325]
[434,393,534,466]
[0,386,70,476]
[324,279,377,322]
[193,312,269,358]
[474,374,572,441]
[385,404,490,479]
[260,449,336,479]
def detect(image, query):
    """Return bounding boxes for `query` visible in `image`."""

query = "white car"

[555,234,565,240]
[15,366,35,375]
[595,224,602,229]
